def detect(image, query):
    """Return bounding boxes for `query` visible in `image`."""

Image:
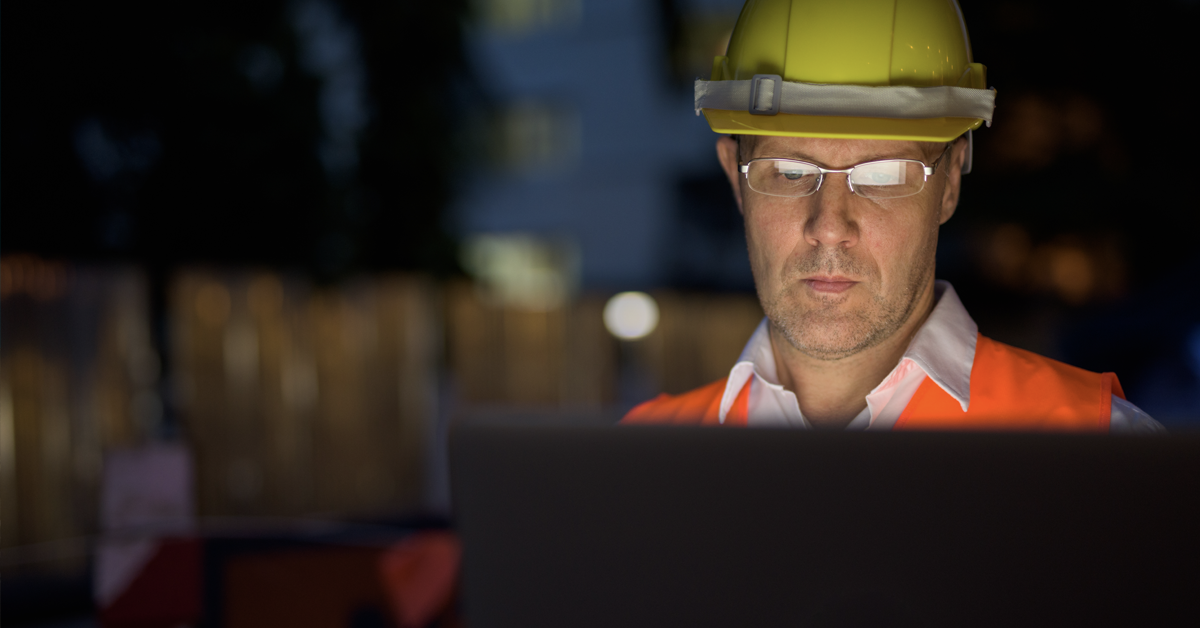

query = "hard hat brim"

[703,110,984,142]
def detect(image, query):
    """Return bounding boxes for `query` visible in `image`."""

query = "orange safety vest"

[621,335,1125,431]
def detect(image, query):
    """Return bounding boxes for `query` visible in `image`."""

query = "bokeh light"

[603,292,659,340]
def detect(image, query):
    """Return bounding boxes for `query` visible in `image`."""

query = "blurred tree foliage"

[3,0,470,279]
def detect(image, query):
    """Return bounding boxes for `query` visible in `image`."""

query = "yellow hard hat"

[697,0,995,143]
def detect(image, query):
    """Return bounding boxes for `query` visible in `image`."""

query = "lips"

[803,276,857,294]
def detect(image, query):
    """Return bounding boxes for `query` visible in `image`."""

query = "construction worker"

[624,0,1161,431]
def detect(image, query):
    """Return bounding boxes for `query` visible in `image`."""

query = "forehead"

[740,135,941,167]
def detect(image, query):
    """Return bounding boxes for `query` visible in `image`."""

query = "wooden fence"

[1,258,763,567]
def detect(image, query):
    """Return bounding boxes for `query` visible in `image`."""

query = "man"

[624,0,1160,431]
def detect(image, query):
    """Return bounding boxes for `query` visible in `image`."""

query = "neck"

[769,281,938,430]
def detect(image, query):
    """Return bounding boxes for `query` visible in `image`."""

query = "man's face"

[716,134,966,361]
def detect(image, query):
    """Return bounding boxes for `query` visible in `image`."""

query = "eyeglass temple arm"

[929,132,973,176]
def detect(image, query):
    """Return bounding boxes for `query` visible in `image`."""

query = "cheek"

[744,199,805,268]
[859,200,940,284]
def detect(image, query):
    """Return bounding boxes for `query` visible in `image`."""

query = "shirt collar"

[718,280,977,424]
[718,320,770,423]
[902,281,976,411]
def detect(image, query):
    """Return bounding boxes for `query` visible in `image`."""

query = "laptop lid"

[452,426,1200,627]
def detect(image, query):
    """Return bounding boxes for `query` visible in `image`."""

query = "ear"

[938,137,969,224]
[716,135,745,215]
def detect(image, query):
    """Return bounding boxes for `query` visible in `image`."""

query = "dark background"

[3,1,1198,407]
[4,1,1200,626]
[7,1,1200,422]
[944,0,1200,422]
[4,0,467,277]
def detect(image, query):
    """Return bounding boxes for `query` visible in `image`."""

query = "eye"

[852,161,907,187]
[772,162,819,182]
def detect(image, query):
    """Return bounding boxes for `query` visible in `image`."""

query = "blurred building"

[457,0,751,291]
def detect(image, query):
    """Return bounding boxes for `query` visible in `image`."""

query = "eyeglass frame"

[737,143,954,199]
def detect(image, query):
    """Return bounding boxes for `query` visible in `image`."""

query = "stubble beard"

[758,243,935,361]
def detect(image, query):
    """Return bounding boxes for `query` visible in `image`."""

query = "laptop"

[451,425,1200,627]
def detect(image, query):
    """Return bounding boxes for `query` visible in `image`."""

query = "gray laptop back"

[452,426,1200,627]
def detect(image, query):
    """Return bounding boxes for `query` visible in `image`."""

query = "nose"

[803,173,860,250]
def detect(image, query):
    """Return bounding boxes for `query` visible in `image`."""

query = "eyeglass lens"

[747,160,926,199]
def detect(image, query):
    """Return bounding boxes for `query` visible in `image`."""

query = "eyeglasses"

[738,144,952,199]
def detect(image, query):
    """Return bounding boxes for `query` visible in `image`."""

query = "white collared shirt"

[717,281,1163,433]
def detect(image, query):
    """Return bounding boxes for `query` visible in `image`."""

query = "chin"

[774,308,882,361]
[763,276,914,359]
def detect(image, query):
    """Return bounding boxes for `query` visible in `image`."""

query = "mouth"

[803,276,858,294]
